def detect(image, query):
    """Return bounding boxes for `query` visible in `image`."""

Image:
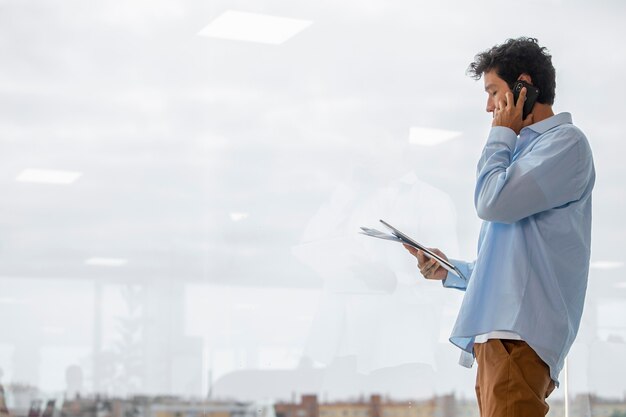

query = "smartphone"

[512,80,540,120]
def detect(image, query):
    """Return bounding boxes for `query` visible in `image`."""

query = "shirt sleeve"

[442,259,475,291]
[474,125,593,224]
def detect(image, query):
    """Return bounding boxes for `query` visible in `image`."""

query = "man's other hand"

[403,244,448,281]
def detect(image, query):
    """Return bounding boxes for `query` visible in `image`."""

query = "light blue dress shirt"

[443,112,595,385]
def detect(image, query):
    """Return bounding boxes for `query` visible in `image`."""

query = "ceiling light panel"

[16,169,82,184]
[198,10,312,45]
[85,258,128,267]
[409,127,462,146]
[230,212,249,222]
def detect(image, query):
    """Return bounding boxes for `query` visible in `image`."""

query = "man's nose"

[486,97,495,113]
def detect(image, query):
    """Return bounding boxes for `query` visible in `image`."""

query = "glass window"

[0,2,624,417]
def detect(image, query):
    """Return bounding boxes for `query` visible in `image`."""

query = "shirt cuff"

[441,259,469,291]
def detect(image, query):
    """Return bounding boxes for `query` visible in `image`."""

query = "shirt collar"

[524,112,573,135]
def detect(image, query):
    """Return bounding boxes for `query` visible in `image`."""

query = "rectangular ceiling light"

[409,127,462,146]
[85,257,128,267]
[230,212,249,222]
[16,169,82,184]
[198,10,312,45]
[0,297,25,305]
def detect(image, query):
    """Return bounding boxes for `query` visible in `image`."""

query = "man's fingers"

[413,247,448,280]
[416,250,428,264]
[419,256,437,271]
[505,91,513,108]
[420,259,442,278]
[431,248,447,260]
[403,244,417,255]
[497,98,505,112]
[517,87,527,109]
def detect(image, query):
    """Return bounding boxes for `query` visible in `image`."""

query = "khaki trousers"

[474,339,556,417]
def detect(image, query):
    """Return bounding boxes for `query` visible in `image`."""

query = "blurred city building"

[275,393,463,417]
[2,390,626,417]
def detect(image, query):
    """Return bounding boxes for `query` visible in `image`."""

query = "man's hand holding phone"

[403,244,449,281]
[492,86,534,135]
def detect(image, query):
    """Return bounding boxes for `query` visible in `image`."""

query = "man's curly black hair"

[467,37,556,105]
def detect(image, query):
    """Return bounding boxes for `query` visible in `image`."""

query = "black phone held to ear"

[512,80,540,120]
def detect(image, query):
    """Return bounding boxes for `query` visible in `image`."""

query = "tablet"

[378,219,465,280]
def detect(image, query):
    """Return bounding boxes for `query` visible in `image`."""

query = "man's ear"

[517,73,533,84]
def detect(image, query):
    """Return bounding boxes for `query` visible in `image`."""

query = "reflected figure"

[294,167,460,394]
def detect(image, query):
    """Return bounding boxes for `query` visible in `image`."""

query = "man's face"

[483,69,512,115]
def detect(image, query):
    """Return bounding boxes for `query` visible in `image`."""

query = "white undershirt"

[474,331,523,344]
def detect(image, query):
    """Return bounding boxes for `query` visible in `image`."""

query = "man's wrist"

[487,126,518,149]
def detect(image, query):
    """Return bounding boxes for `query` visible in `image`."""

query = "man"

[404,37,595,417]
